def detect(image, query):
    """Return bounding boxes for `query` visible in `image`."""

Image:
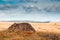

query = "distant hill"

[0,20,50,23]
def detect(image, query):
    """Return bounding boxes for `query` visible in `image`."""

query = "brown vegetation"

[0,31,60,40]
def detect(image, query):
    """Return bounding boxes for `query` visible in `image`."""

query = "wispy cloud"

[0,0,60,21]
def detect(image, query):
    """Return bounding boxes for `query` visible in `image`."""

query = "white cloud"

[0,12,6,16]
[0,0,60,21]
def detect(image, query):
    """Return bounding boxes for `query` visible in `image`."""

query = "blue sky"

[0,0,60,22]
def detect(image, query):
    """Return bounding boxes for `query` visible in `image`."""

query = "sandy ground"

[0,22,14,31]
[30,22,60,34]
[0,22,60,34]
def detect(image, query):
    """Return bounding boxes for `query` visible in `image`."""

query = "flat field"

[0,22,60,40]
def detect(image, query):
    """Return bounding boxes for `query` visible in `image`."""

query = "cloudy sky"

[0,0,60,22]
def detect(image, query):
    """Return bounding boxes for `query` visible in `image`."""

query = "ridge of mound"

[8,23,35,32]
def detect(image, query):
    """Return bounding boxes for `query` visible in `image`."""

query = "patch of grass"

[0,31,60,40]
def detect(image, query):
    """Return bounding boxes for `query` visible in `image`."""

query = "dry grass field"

[0,22,14,31]
[0,22,60,40]
[0,31,60,40]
